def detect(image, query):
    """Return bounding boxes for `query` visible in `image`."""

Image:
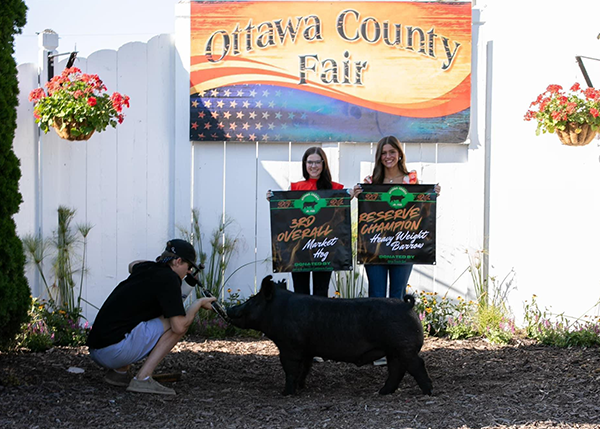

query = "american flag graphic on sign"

[190,83,469,142]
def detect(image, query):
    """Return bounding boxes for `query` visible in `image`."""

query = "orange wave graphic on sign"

[190,55,469,117]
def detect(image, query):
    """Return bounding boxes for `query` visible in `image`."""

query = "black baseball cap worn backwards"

[165,239,204,272]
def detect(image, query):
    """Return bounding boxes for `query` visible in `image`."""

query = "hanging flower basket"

[29,67,130,142]
[52,118,95,141]
[524,83,600,147]
[555,122,597,147]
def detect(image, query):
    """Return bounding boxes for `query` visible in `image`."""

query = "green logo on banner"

[381,186,414,209]
[295,192,326,215]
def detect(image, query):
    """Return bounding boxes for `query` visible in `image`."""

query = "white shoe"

[373,357,387,366]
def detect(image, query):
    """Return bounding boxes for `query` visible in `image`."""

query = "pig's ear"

[261,275,276,301]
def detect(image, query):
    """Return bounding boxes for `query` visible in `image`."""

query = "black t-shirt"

[86,262,186,349]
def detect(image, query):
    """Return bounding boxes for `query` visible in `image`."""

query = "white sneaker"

[373,357,387,366]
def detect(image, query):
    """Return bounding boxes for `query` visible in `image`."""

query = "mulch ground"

[1,335,599,429]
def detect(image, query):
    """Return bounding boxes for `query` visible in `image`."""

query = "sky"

[14,0,181,66]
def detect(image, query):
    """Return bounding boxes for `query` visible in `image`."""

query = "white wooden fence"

[13,33,483,322]
[14,36,182,316]
[13,2,600,327]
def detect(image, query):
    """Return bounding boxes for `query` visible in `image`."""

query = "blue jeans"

[365,264,413,299]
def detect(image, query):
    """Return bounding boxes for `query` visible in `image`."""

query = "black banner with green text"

[357,184,436,265]
[270,190,352,272]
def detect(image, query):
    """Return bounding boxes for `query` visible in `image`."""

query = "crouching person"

[86,239,215,395]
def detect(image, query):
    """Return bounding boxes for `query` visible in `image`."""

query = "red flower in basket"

[29,67,130,141]
[524,83,600,146]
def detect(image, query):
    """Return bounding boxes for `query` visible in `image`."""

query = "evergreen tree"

[0,0,30,347]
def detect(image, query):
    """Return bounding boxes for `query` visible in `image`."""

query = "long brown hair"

[301,146,333,189]
[372,136,409,184]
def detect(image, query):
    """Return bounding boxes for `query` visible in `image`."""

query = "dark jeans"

[365,264,413,299]
[292,271,332,297]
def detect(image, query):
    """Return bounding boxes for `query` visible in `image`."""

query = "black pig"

[227,275,432,396]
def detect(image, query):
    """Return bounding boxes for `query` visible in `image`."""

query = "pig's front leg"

[279,353,304,395]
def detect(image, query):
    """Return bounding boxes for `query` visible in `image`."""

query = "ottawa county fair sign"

[189,1,472,143]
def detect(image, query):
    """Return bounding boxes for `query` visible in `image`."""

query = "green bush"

[16,298,90,352]
[524,295,600,348]
[0,0,30,348]
[413,289,457,336]
[17,299,53,352]
[411,286,515,344]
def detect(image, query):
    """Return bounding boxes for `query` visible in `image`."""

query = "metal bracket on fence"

[47,51,78,80]
[575,55,600,88]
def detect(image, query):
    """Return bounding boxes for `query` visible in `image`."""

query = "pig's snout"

[226,306,239,319]
[226,304,246,328]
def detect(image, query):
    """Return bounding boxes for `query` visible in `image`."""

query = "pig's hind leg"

[378,356,407,395]
[297,356,313,389]
[407,355,433,395]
